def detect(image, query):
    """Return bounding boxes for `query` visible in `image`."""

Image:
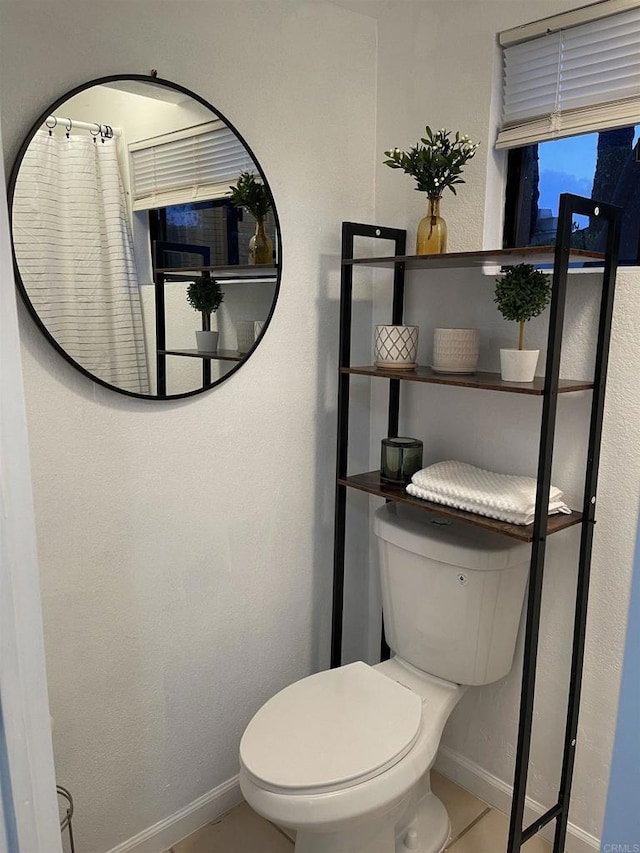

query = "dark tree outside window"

[504,126,640,264]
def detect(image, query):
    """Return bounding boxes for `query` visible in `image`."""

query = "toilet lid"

[240,662,422,794]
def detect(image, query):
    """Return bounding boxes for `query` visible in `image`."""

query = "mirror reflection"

[10,77,280,398]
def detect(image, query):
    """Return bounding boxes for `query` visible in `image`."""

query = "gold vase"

[416,196,447,255]
[249,219,273,265]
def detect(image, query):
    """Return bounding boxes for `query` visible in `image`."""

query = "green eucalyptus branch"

[229,171,273,221]
[384,126,479,197]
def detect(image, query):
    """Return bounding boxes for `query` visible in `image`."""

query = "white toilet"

[240,503,531,853]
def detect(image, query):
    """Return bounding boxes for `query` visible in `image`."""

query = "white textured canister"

[432,328,480,374]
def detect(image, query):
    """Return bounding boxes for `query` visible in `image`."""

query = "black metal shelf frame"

[331,194,622,853]
[154,243,211,396]
[154,255,278,395]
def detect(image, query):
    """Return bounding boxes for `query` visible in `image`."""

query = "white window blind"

[129,120,255,210]
[497,5,640,149]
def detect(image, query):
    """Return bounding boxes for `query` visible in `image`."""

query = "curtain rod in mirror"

[44,115,122,137]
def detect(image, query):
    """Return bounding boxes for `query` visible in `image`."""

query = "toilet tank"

[374,503,531,686]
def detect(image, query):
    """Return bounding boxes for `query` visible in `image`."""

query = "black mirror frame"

[7,73,282,401]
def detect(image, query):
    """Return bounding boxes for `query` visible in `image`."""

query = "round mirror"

[9,75,281,399]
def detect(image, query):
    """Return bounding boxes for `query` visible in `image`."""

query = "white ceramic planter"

[195,330,219,352]
[432,328,480,374]
[500,348,539,382]
[236,321,256,353]
[374,325,419,369]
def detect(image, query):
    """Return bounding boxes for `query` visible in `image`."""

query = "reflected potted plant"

[186,274,224,352]
[229,171,273,264]
[384,127,479,255]
[494,264,551,382]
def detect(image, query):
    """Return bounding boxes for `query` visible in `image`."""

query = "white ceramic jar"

[236,321,256,353]
[432,328,480,374]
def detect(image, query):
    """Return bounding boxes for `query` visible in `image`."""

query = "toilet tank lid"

[374,503,531,570]
[239,662,422,794]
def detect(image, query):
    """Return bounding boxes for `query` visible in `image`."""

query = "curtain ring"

[45,115,57,136]
[90,124,100,144]
[65,118,72,139]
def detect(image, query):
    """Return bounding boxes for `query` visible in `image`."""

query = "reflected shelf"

[160,348,243,362]
[156,263,278,281]
[343,246,604,271]
[340,471,582,542]
[342,365,594,395]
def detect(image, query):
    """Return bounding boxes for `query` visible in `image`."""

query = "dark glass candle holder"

[380,437,424,484]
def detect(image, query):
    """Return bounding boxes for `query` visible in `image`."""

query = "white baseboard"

[104,774,243,853]
[103,751,600,853]
[434,745,599,853]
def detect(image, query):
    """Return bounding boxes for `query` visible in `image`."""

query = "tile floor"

[168,772,552,852]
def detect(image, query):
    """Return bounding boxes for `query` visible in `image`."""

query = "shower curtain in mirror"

[13,129,150,394]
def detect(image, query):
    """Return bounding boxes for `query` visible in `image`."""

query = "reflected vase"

[249,219,273,265]
[417,196,447,255]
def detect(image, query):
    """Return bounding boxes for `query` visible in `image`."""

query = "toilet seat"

[240,661,423,795]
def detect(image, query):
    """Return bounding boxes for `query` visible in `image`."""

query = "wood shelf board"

[160,348,244,362]
[343,365,594,394]
[343,246,604,270]
[339,471,582,542]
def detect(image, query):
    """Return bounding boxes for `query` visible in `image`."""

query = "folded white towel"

[406,460,571,526]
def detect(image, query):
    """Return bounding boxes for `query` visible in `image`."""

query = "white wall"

[63,84,213,144]
[372,1,639,847]
[0,115,61,853]
[0,3,377,851]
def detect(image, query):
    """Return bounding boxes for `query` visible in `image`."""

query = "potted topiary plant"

[229,171,273,264]
[186,274,224,352]
[494,263,551,382]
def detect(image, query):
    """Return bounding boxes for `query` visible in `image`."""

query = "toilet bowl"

[240,504,531,852]
[240,657,465,853]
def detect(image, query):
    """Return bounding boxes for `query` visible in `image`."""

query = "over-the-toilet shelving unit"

[331,194,621,853]
[153,263,278,395]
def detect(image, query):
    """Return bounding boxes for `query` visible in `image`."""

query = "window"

[129,120,276,270]
[499,2,640,263]
[149,200,277,268]
[504,127,640,263]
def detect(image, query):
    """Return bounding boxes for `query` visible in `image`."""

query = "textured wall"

[0,3,376,851]
[601,519,640,848]
[372,0,639,844]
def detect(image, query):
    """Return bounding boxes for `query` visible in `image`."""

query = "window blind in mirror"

[130,120,255,210]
